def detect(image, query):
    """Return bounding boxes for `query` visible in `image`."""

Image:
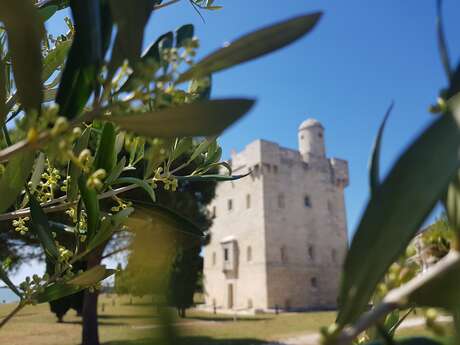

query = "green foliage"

[0,0,321,336]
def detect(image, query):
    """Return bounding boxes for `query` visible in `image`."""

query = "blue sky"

[9,0,460,284]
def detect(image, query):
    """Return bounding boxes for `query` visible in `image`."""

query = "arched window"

[304,195,312,208]
[247,246,252,262]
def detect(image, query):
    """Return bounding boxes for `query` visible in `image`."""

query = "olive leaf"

[177,12,322,83]
[337,101,460,326]
[0,0,45,113]
[109,99,255,138]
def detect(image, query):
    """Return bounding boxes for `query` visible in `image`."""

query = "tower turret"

[298,118,326,162]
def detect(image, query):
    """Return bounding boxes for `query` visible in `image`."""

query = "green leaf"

[108,0,152,76]
[407,251,460,310]
[177,12,322,83]
[105,157,126,186]
[110,99,255,138]
[171,137,193,162]
[443,171,460,233]
[176,24,194,48]
[113,177,156,203]
[117,31,173,93]
[176,172,250,182]
[94,122,117,174]
[188,75,212,101]
[365,337,444,345]
[34,282,82,304]
[67,127,91,201]
[56,0,103,119]
[78,174,100,239]
[42,39,72,82]
[337,103,460,326]
[29,194,60,260]
[0,1,45,112]
[33,265,114,304]
[85,207,134,254]
[0,265,22,298]
[0,58,6,125]
[36,0,70,10]
[127,204,204,240]
[369,102,393,196]
[436,0,452,80]
[29,152,46,193]
[188,136,217,163]
[38,5,58,22]
[0,152,34,213]
[68,265,114,286]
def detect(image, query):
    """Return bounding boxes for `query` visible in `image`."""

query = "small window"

[228,199,233,211]
[318,132,323,139]
[246,194,251,209]
[327,200,333,213]
[247,299,253,308]
[212,252,216,266]
[308,245,315,261]
[224,248,229,262]
[273,165,278,174]
[278,194,285,209]
[331,249,337,263]
[300,135,304,140]
[212,206,217,218]
[304,195,311,208]
[247,246,252,262]
[281,246,288,263]
[311,277,318,289]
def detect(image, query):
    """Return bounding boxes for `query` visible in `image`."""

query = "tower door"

[227,284,234,309]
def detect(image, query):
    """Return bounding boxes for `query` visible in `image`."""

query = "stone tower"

[203,118,349,312]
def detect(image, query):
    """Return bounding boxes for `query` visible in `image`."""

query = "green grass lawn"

[0,295,447,345]
[0,294,336,345]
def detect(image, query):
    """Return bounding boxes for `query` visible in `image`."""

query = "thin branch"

[154,0,181,10]
[101,245,130,260]
[0,184,139,222]
[334,251,460,345]
[0,302,24,329]
[0,107,104,163]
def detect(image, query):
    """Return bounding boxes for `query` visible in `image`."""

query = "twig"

[0,302,24,329]
[101,245,130,260]
[0,184,139,221]
[334,251,460,345]
[154,0,181,10]
[0,107,104,163]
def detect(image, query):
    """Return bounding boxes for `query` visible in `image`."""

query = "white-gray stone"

[203,118,349,312]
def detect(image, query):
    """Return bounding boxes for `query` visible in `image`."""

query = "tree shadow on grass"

[99,314,159,320]
[186,315,270,323]
[103,336,275,345]
[61,320,128,327]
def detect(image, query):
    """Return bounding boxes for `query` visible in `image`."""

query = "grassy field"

[0,295,445,345]
[0,294,336,345]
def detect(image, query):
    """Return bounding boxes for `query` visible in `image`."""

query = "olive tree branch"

[153,0,181,10]
[0,302,25,329]
[334,251,460,345]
